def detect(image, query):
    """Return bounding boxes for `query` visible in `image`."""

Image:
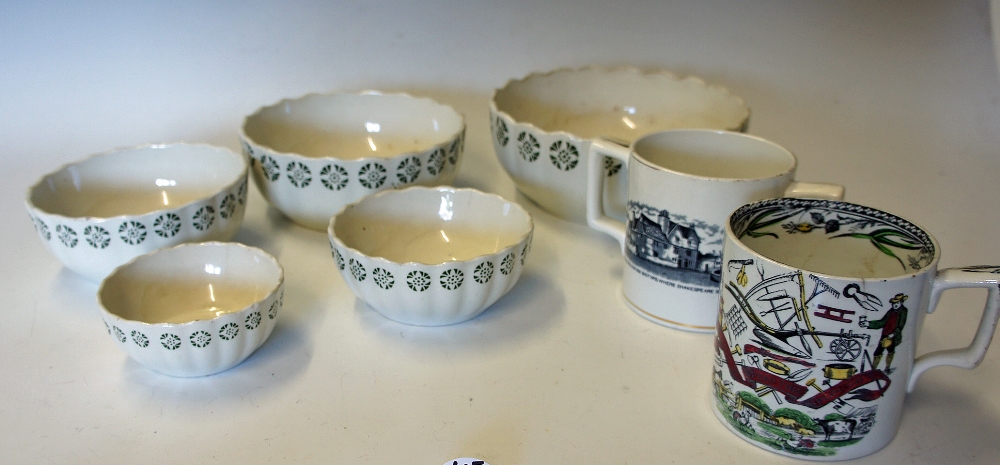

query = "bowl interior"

[493,68,748,143]
[99,243,282,324]
[243,93,464,160]
[29,144,245,218]
[333,188,531,264]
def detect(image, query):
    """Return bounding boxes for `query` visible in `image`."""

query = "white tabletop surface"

[3,1,1000,463]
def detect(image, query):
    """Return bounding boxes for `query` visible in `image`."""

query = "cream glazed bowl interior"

[328,186,533,326]
[241,91,466,230]
[490,66,750,224]
[98,242,284,377]
[26,143,249,281]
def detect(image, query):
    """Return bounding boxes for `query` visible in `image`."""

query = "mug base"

[710,398,884,461]
[619,291,714,333]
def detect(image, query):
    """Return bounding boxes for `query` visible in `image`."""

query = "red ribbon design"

[716,326,890,408]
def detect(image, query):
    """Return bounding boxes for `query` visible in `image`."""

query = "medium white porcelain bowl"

[26,143,249,281]
[97,242,284,377]
[241,91,466,230]
[328,186,533,326]
[490,66,750,223]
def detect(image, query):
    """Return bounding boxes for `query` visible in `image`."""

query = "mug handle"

[783,182,845,200]
[585,138,631,252]
[907,267,1000,392]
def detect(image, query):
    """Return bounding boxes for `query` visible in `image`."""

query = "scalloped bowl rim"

[25,143,248,224]
[97,241,285,328]
[328,186,534,268]
[489,66,751,141]
[240,90,467,162]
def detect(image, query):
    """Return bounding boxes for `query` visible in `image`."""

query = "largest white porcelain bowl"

[329,186,533,326]
[241,91,466,230]
[490,67,750,223]
[26,143,249,281]
[98,242,284,377]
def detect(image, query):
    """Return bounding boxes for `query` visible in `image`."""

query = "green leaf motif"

[832,228,924,271]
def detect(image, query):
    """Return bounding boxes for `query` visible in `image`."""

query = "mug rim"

[725,198,941,282]
[629,129,797,182]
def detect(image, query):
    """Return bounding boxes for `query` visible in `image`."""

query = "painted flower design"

[549,140,579,171]
[321,164,349,191]
[517,132,540,162]
[56,224,78,248]
[287,162,312,188]
[448,134,462,165]
[396,157,422,184]
[153,213,182,238]
[118,221,147,245]
[268,300,279,320]
[500,253,515,275]
[474,261,494,284]
[427,148,446,176]
[605,156,623,176]
[113,326,126,343]
[373,268,394,289]
[193,206,215,231]
[406,270,431,292]
[237,180,247,205]
[736,199,934,273]
[245,311,262,330]
[242,140,254,158]
[439,268,464,290]
[333,248,345,270]
[219,194,237,219]
[190,331,212,348]
[521,243,529,266]
[84,225,111,249]
[219,322,239,340]
[783,222,816,233]
[349,259,366,281]
[494,117,509,147]
[34,217,52,241]
[131,330,149,348]
[358,163,387,189]
[161,333,182,350]
[260,155,280,182]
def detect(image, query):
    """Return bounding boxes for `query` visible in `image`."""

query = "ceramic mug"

[712,198,1000,460]
[586,129,843,331]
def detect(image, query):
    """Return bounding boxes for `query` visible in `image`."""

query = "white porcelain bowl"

[26,143,249,281]
[328,186,533,326]
[490,66,750,223]
[97,242,284,377]
[241,91,466,230]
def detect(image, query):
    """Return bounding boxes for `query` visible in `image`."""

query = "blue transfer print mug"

[586,129,843,331]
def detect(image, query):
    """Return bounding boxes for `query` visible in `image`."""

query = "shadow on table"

[893,381,1000,463]
[353,268,565,351]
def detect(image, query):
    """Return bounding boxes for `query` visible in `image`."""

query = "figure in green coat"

[860,293,908,373]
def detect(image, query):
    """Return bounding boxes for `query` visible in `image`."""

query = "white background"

[2,1,999,463]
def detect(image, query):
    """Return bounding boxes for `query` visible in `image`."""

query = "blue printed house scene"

[625,203,722,288]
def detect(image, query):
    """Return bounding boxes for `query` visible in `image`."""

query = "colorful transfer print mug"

[712,198,1000,460]
[585,129,843,331]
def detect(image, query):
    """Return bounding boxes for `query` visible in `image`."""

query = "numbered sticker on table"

[443,459,489,465]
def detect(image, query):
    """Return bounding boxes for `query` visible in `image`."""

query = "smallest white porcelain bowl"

[329,186,533,326]
[98,242,284,377]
